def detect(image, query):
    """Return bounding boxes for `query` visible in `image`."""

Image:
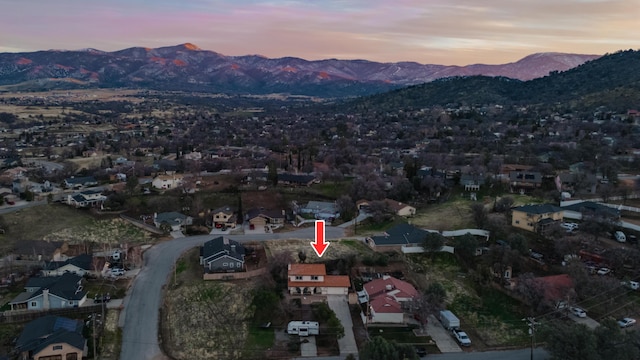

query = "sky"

[1,0,639,66]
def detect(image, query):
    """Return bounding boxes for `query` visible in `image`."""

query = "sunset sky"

[1,0,639,65]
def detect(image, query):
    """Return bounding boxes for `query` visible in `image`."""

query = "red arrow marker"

[311,220,330,257]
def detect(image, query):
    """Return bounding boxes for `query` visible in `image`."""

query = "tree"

[368,200,393,223]
[514,272,548,314]
[506,233,529,256]
[422,232,445,259]
[336,195,357,221]
[267,161,278,186]
[298,250,307,263]
[453,233,479,264]
[541,322,599,360]
[494,196,514,213]
[359,336,419,360]
[126,174,138,195]
[470,203,488,228]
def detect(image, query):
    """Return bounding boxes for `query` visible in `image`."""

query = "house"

[200,236,245,273]
[459,174,486,191]
[561,201,620,220]
[366,223,431,251]
[277,173,317,186]
[509,171,542,194]
[63,176,98,189]
[287,263,350,296]
[41,254,93,277]
[298,201,340,221]
[9,273,87,311]
[15,315,87,360]
[511,204,563,233]
[151,173,184,190]
[357,199,416,217]
[245,208,286,230]
[153,212,193,232]
[359,275,419,324]
[65,189,107,208]
[211,206,237,229]
[11,240,64,261]
[557,172,598,195]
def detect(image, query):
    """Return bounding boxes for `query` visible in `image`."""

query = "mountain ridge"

[0,43,601,97]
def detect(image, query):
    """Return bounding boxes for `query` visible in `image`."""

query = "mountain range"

[0,43,600,97]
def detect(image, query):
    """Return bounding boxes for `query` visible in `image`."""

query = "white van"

[615,231,626,243]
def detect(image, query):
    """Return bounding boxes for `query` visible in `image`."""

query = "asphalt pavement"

[119,227,346,360]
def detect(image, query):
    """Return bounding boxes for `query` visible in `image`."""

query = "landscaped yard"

[411,198,476,230]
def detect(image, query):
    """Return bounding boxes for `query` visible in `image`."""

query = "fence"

[1,304,103,324]
[119,214,165,234]
[203,267,267,280]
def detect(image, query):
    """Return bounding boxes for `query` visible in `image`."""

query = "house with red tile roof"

[287,263,351,296]
[359,275,419,324]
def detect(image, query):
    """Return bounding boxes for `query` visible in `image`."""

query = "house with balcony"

[511,204,563,233]
[211,206,237,229]
[358,275,419,324]
[287,263,350,296]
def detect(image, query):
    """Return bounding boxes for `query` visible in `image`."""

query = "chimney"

[287,264,292,271]
[43,289,50,310]
[223,237,229,245]
[385,284,393,291]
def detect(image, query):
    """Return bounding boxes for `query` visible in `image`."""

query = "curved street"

[118,226,346,360]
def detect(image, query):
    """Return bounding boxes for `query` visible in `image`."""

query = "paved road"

[0,200,47,215]
[119,226,346,360]
[428,348,549,360]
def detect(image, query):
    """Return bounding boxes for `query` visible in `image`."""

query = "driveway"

[426,314,463,353]
[119,226,346,360]
[570,313,600,329]
[326,295,358,355]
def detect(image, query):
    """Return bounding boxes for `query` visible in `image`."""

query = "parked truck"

[439,310,461,330]
[287,321,319,336]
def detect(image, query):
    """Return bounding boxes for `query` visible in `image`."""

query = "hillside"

[351,50,640,111]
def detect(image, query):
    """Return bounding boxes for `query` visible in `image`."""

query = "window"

[229,262,234,268]
[295,276,303,280]
[237,262,242,268]
[311,276,319,280]
[53,345,63,350]
[223,262,228,267]
[515,220,520,224]
[31,301,37,307]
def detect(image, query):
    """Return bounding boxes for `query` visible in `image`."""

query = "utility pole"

[524,317,538,360]
[92,312,97,360]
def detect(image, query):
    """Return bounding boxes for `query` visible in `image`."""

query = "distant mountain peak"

[181,43,201,51]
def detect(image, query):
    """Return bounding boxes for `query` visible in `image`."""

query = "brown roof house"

[287,263,350,297]
[15,315,87,360]
[358,275,419,324]
[357,198,416,217]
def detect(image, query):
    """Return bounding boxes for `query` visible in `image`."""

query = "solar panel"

[53,317,78,332]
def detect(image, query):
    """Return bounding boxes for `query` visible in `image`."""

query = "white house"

[287,263,350,296]
[152,174,184,190]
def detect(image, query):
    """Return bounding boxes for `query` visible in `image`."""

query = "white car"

[570,307,587,318]
[560,223,579,232]
[615,231,626,243]
[110,268,125,277]
[618,317,636,328]
[597,268,611,276]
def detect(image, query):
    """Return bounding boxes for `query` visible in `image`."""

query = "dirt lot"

[263,238,375,261]
[0,204,153,254]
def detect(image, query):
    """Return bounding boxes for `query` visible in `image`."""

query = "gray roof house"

[16,315,87,360]
[298,201,340,221]
[9,273,87,311]
[200,236,245,273]
[63,176,98,189]
[367,223,431,249]
[41,254,93,277]
[153,211,193,232]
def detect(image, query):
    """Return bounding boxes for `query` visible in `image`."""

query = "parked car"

[570,307,587,318]
[560,222,579,232]
[597,268,611,276]
[452,328,471,346]
[110,268,125,276]
[94,293,111,303]
[623,281,640,290]
[618,317,636,328]
[615,231,627,243]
